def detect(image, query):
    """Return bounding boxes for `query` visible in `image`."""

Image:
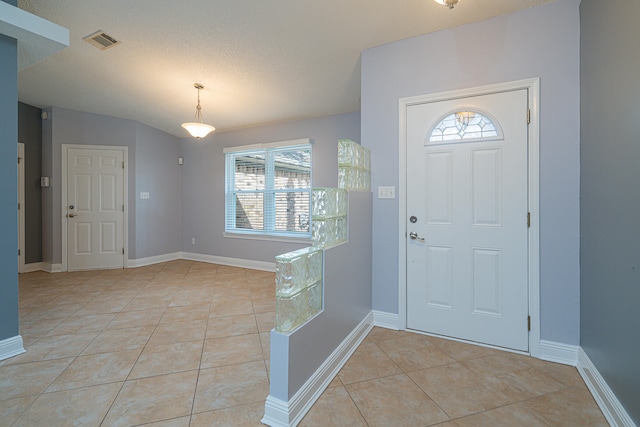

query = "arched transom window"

[427,109,503,145]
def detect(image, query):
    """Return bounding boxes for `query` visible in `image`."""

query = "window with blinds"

[225,139,312,238]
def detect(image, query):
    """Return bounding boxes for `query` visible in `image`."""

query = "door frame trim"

[61,144,129,272]
[18,143,25,274]
[398,78,541,357]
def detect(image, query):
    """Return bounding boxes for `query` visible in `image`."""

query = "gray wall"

[270,191,372,401]
[42,107,182,264]
[361,0,581,345]
[180,112,360,263]
[580,0,640,422]
[135,124,182,258]
[0,29,19,340]
[18,102,43,264]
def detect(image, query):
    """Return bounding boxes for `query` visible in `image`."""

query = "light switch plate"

[378,186,396,199]
[140,192,150,199]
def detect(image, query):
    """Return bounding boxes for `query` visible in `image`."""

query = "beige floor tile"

[523,386,609,426]
[190,401,265,427]
[193,360,269,413]
[160,304,210,323]
[346,374,449,427]
[255,311,276,333]
[102,370,198,427]
[259,331,271,359]
[46,348,141,392]
[44,313,116,336]
[5,332,97,365]
[73,297,133,316]
[408,363,513,418]
[377,333,456,372]
[251,296,276,313]
[128,340,203,379]
[12,382,121,427]
[206,314,258,339]
[464,355,567,402]
[81,325,155,355]
[146,319,207,347]
[443,402,548,426]
[106,308,165,329]
[364,327,420,345]
[122,295,173,311]
[170,294,214,308]
[427,335,503,361]
[141,416,192,426]
[0,358,73,400]
[299,386,367,427]
[21,302,83,322]
[210,296,255,316]
[0,395,37,426]
[338,341,402,385]
[201,334,264,368]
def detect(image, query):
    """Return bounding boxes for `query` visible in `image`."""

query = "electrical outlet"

[378,186,396,199]
[140,192,150,199]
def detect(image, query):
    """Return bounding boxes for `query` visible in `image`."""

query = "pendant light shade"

[182,83,215,139]
[433,0,459,9]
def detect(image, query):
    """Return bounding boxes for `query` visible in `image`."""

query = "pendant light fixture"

[182,83,215,139]
[433,0,459,9]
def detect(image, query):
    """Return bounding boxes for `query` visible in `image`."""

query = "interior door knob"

[409,231,425,242]
[68,213,76,218]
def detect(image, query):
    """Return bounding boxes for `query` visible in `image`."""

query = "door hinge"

[122,248,125,255]
[18,157,21,164]
[121,161,125,169]
[527,108,531,125]
[17,202,20,210]
[122,205,125,212]
[528,315,531,331]
[18,249,21,256]
[527,212,531,228]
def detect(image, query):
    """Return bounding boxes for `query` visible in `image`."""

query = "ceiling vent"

[83,30,121,50]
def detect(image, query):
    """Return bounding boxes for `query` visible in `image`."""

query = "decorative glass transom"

[428,109,502,144]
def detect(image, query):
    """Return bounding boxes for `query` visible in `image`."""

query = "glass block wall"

[338,139,371,191]
[275,247,323,333]
[311,188,348,248]
[275,139,371,333]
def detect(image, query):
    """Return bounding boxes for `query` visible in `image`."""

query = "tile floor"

[1,261,607,426]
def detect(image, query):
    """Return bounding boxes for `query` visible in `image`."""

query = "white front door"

[406,89,529,351]
[67,147,125,271]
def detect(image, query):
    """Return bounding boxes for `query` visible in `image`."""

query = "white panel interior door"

[67,148,124,271]
[406,89,529,351]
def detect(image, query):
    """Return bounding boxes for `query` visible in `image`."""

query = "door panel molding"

[398,78,541,357]
[61,144,128,271]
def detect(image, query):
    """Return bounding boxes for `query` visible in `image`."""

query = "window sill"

[223,232,313,245]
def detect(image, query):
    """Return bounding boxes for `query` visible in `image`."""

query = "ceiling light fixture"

[433,0,459,9]
[182,83,215,139]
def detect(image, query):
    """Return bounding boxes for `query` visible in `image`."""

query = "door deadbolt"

[410,216,417,223]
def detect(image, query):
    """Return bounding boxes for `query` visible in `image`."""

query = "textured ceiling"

[17,0,554,137]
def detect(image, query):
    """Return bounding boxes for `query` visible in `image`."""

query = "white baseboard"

[538,340,579,366]
[127,252,181,268]
[181,252,276,272]
[0,335,25,361]
[372,310,400,330]
[28,253,275,273]
[578,347,636,427]
[42,263,62,273]
[22,262,44,273]
[262,311,374,427]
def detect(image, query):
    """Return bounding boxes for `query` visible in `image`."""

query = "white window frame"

[224,138,312,240]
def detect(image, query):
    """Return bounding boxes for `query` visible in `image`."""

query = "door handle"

[68,213,76,218]
[409,231,425,242]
